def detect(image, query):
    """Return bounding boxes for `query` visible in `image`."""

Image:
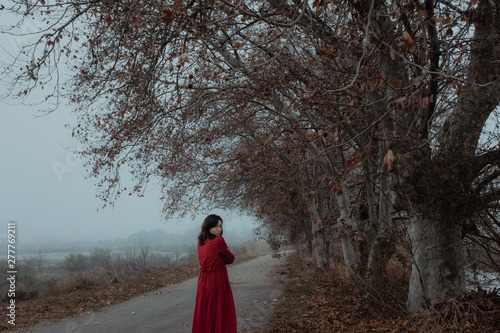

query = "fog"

[0,100,257,256]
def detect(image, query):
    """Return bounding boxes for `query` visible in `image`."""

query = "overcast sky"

[0,10,256,249]
[0,98,256,246]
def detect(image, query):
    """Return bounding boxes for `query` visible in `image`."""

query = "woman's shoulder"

[199,235,223,244]
[209,236,226,243]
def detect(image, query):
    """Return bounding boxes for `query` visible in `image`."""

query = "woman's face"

[209,220,222,237]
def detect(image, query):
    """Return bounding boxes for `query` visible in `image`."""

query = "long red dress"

[192,236,237,333]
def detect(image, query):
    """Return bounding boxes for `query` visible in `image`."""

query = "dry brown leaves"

[409,290,500,332]
[0,261,199,332]
[267,253,500,333]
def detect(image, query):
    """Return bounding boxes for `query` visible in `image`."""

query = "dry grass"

[0,260,200,332]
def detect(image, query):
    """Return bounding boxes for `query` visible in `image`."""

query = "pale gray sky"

[0,99,256,245]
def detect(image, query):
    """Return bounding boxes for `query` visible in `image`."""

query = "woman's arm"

[216,237,235,264]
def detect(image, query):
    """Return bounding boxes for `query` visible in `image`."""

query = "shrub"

[89,247,112,270]
[66,272,99,291]
[61,253,90,272]
[15,263,41,301]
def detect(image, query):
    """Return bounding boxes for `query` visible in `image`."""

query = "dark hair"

[198,214,223,245]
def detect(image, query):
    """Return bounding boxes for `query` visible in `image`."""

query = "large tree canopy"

[2,0,499,312]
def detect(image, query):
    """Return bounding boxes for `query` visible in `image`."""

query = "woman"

[192,214,237,333]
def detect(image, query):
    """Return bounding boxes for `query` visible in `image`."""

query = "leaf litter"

[267,253,500,332]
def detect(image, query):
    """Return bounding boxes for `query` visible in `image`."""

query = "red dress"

[192,236,237,333]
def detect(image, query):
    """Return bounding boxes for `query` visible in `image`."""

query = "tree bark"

[335,182,359,279]
[366,122,396,285]
[299,164,329,269]
[308,197,329,269]
[407,215,465,313]
[366,171,395,284]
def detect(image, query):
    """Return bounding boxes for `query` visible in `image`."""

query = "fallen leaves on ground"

[267,253,500,332]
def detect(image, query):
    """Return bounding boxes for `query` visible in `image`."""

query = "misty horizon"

[1,220,257,258]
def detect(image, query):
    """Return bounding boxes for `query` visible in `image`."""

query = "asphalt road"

[15,254,283,333]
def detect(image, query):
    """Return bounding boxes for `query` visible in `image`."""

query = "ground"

[1,260,200,332]
[266,252,500,333]
[2,252,499,332]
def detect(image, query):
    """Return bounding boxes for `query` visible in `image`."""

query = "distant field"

[1,251,189,262]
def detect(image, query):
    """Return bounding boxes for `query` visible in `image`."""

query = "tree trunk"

[308,197,329,269]
[405,0,500,313]
[335,182,359,279]
[327,233,339,265]
[366,176,395,283]
[366,130,396,284]
[340,229,358,279]
[299,163,329,269]
[407,215,465,313]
